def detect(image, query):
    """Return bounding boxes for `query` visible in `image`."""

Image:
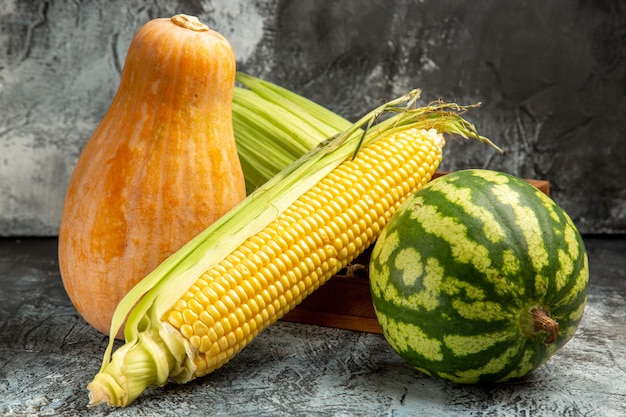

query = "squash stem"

[531,307,559,344]
[171,14,209,32]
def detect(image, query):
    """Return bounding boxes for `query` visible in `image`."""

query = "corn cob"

[165,126,443,376]
[87,90,500,407]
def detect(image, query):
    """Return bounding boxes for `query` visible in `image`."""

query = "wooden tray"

[281,172,550,334]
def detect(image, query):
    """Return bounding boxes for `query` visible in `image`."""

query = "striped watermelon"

[369,169,588,383]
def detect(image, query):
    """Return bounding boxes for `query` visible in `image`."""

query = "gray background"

[1,0,624,236]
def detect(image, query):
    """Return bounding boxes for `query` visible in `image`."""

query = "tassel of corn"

[87,90,501,407]
[233,72,353,192]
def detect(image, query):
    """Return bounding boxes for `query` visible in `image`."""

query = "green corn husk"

[233,73,353,192]
[86,86,501,407]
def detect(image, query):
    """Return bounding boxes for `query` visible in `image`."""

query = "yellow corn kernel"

[163,127,442,377]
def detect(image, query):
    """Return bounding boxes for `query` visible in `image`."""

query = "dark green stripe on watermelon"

[369,169,588,383]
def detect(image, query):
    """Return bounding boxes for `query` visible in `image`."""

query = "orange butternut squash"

[58,14,246,337]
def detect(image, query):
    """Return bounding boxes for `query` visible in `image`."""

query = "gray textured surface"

[0,237,625,416]
[0,0,625,236]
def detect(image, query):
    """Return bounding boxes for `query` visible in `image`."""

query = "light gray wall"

[1,0,624,236]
